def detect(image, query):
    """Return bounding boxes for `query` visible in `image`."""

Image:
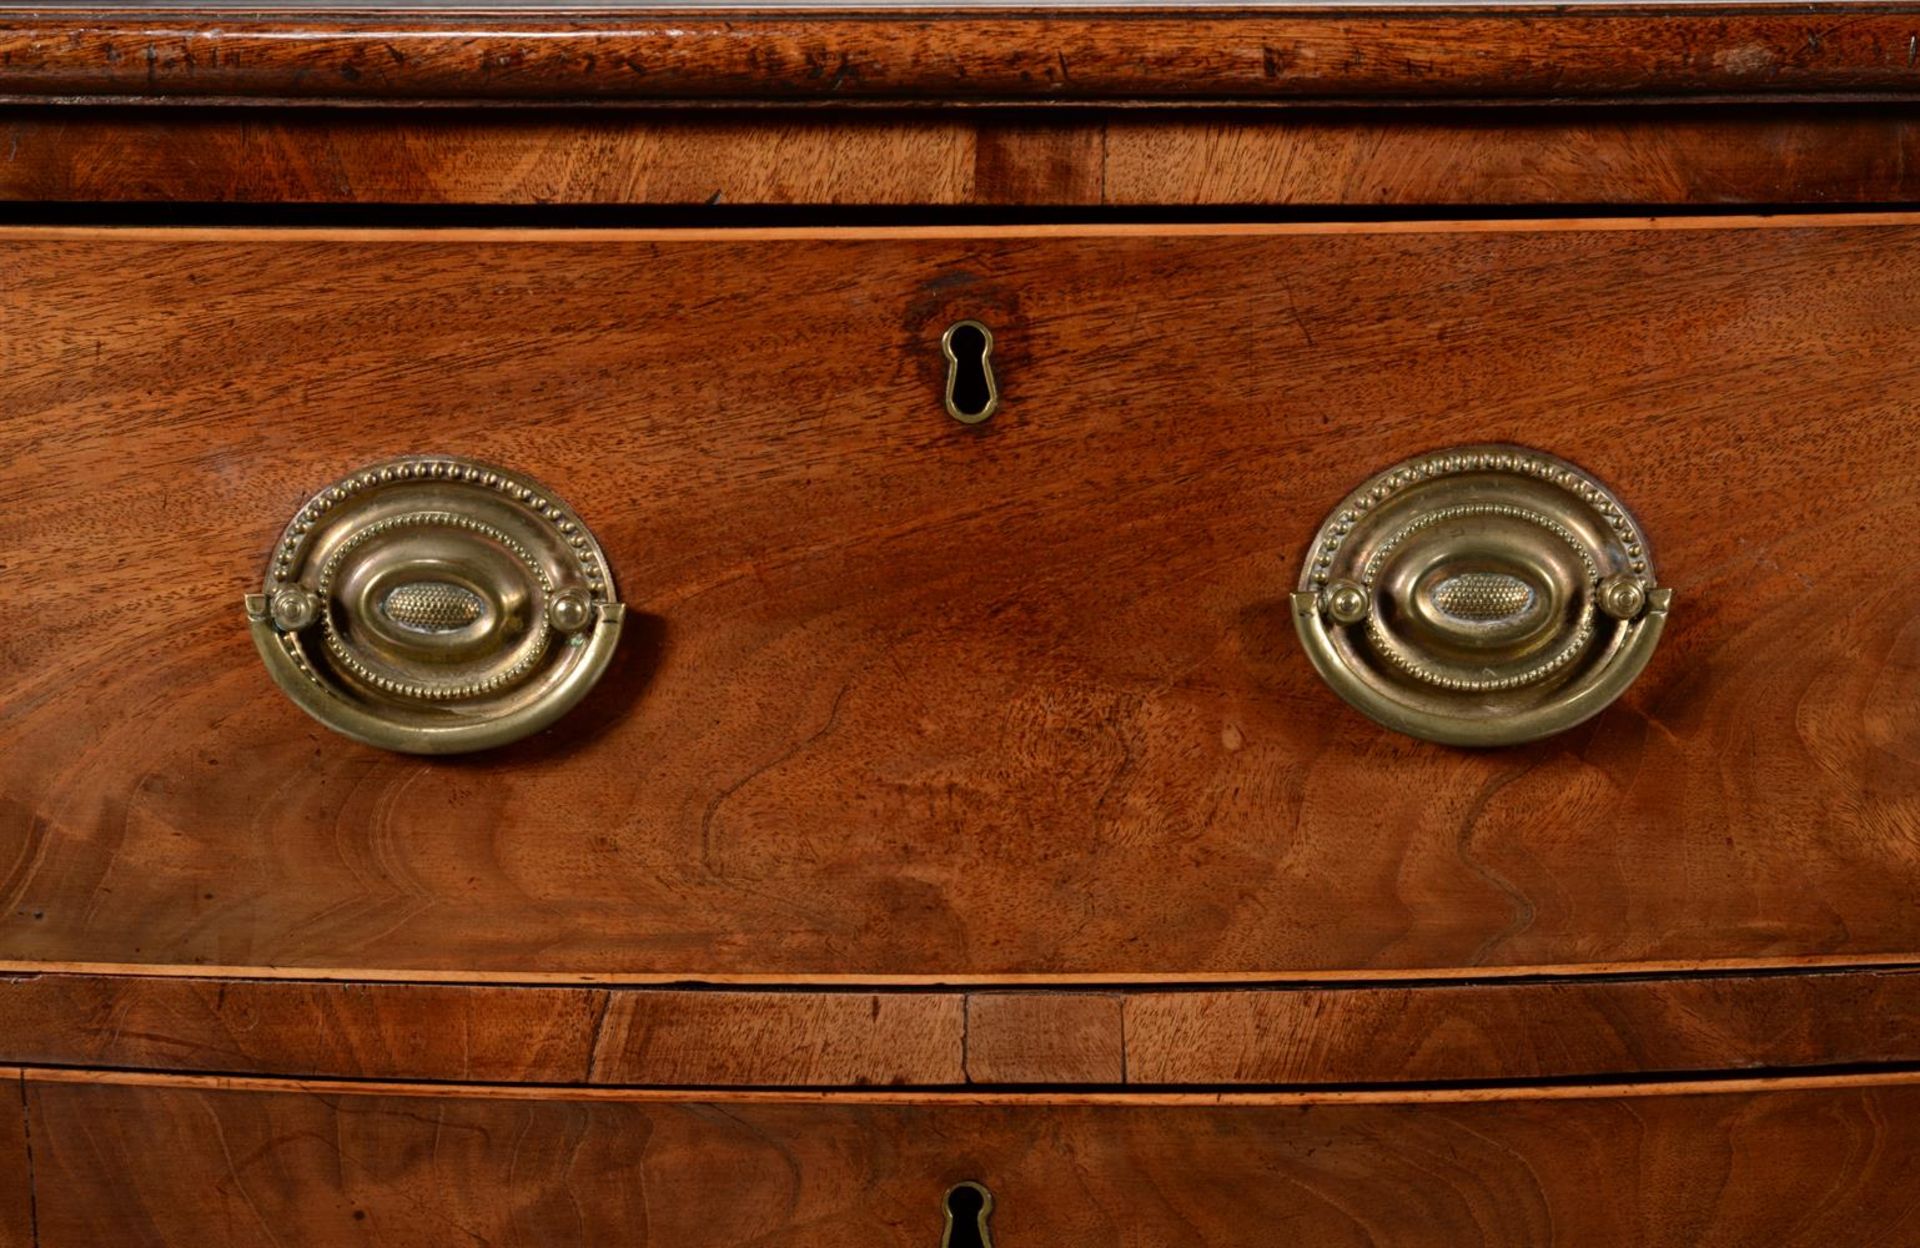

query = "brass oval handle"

[1293,445,1671,747]
[244,455,625,754]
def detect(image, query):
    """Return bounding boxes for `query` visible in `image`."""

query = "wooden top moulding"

[2,4,1920,105]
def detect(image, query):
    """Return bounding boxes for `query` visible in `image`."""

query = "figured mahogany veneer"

[10,107,1920,207]
[3,3,1917,1241]
[12,1070,1920,1246]
[3,217,1917,982]
[2,969,1915,1086]
[6,6,1920,105]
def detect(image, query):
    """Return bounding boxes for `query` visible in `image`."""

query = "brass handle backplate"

[245,455,625,754]
[1293,445,1670,747]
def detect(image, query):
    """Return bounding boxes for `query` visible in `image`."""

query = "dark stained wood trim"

[5,8,1920,105]
[1,968,1914,1087]
[8,105,1920,207]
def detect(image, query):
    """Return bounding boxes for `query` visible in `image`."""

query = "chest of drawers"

[2,4,1918,1244]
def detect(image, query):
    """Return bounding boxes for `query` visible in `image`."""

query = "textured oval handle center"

[1432,571,1535,624]
[381,581,487,633]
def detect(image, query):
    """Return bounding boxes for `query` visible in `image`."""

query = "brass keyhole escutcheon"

[942,320,1000,424]
[942,1181,995,1248]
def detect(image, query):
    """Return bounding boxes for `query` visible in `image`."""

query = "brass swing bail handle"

[1294,445,1672,747]
[246,455,625,755]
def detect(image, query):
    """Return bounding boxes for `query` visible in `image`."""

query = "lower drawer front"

[18,1074,1920,1246]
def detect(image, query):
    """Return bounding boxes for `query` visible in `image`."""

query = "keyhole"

[942,1181,995,1248]
[942,320,999,424]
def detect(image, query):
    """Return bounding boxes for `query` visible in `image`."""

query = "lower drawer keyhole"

[941,320,1000,424]
[943,1181,995,1248]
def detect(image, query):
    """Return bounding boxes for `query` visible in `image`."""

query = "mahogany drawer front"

[2,218,1917,981]
[10,1071,1919,1246]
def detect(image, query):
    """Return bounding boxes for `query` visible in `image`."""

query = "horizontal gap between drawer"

[14,1062,1920,1103]
[8,92,1920,112]
[3,200,1920,230]
[5,957,1918,992]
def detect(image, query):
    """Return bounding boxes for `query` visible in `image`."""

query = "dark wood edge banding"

[5,7,1920,105]
[3,967,1915,1088]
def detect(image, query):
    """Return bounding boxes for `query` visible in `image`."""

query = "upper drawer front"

[2,220,1915,978]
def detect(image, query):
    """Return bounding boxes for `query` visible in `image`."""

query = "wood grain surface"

[1102,107,1920,205]
[0,1078,27,1248]
[8,107,1919,207]
[5,8,1920,104]
[0,968,1915,1085]
[1120,969,1920,1084]
[965,991,1126,1084]
[18,1069,1920,1245]
[3,218,1918,980]
[589,988,965,1085]
[0,975,968,1086]
[0,110,1088,207]
[0,973,606,1084]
